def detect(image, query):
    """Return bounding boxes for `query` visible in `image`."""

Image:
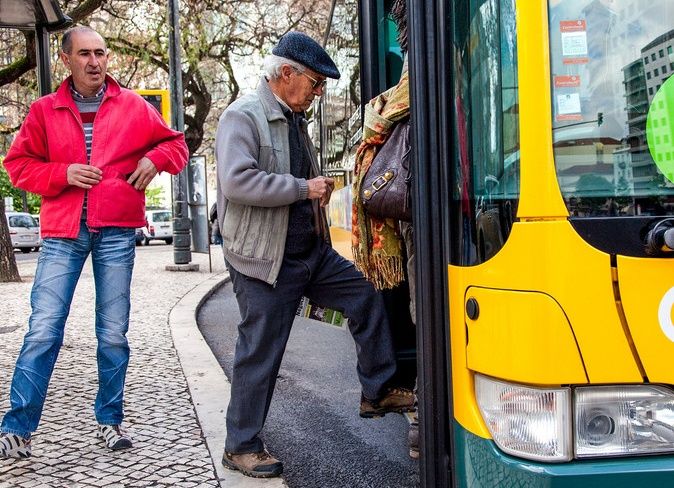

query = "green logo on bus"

[647,77,674,183]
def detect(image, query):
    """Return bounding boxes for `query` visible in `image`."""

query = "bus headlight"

[575,385,674,458]
[475,374,572,462]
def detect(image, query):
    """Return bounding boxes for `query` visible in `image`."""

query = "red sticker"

[560,20,586,32]
[556,114,583,122]
[554,75,581,88]
[563,57,589,65]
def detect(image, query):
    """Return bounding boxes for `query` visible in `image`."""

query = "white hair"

[263,54,306,80]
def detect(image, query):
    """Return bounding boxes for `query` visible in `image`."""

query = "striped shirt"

[70,82,106,218]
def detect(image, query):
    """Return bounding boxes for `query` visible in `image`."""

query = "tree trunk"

[0,200,21,282]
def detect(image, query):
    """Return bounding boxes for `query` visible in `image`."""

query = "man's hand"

[307,176,335,207]
[127,157,158,191]
[67,164,102,189]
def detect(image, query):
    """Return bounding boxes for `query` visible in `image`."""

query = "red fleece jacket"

[4,75,188,238]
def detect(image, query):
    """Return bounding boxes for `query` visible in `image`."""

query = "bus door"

[410,0,674,486]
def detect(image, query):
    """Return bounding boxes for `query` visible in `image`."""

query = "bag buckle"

[372,171,394,191]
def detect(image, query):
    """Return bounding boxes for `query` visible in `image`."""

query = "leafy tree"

[145,185,165,209]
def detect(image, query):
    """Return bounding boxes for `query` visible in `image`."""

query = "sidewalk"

[0,245,283,488]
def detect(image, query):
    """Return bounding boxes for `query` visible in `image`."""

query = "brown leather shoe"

[222,449,283,478]
[360,387,415,418]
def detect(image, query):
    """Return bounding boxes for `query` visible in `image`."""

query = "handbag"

[361,119,412,221]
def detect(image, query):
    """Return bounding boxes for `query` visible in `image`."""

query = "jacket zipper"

[66,94,108,228]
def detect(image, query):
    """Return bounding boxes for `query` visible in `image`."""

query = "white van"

[139,209,173,245]
[6,212,41,253]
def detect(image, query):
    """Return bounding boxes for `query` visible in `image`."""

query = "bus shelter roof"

[0,0,70,31]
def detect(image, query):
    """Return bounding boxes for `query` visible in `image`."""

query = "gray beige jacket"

[215,78,330,285]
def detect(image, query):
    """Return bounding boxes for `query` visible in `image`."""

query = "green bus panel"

[454,422,674,487]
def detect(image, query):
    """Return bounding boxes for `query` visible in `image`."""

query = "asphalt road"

[197,281,419,488]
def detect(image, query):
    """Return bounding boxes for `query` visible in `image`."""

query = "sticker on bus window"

[647,77,674,183]
[554,75,581,88]
[560,20,588,64]
[556,93,582,121]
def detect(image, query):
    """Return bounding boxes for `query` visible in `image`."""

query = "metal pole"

[168,0,192,265]
[27,25,53,214]
[35,25,51,97]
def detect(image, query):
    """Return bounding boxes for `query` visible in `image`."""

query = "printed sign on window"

[561,20,588,64]
[556,93,582,121]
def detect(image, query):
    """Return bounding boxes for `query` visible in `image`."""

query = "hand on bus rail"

[307,176,335,207]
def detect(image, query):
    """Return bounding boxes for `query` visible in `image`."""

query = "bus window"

[548,0,674,217]
[453,0,520,265]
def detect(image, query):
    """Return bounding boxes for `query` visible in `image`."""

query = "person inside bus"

[214,31,414,478]
[351,0,419,459]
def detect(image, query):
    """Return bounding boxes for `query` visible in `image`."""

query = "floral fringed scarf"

[352,71,410,290]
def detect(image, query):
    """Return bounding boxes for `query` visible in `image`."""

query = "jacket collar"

[53,74,121,109]
[256,76,291,123]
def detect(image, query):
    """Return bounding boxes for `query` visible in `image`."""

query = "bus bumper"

[455,422,674,487]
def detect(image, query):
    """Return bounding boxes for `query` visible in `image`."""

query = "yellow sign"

[135,89,171,125]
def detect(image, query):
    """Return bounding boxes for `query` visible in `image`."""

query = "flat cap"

[272,31,341,79]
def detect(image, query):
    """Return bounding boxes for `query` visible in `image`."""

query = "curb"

[168,272,286,488]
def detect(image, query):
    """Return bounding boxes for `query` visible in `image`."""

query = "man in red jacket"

[0,26,188,459]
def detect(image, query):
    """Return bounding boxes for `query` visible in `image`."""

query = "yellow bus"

[322,0,674,485]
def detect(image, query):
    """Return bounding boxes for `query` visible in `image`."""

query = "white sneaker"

[0,433,31,459]
[97,424,132,451]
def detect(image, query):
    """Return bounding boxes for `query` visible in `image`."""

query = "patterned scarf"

[352,71,410,289]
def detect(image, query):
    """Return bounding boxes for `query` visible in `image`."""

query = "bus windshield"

[548,0,674,217]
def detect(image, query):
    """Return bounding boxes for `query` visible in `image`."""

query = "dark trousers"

[225,238,397,454]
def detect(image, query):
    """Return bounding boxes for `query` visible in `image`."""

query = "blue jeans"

[1,222,135,439]
[225,238,397,453]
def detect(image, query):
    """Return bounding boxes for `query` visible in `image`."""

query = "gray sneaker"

[0,433,31,459]
[97,424,132,451]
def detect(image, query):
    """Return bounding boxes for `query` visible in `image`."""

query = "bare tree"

[98,0,330,156]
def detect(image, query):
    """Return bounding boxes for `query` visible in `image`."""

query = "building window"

[645,57,650,64]
[659,49,665,58]
[647,71,652,79]
[664,64,668,74]
[649,87,654,95]
[669,46,673,55]
[654,68,660,76]
[652,53,657,61]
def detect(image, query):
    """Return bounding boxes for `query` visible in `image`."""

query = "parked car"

[6,212,41,253]
[140,209,173,245]
[134,227,145,246]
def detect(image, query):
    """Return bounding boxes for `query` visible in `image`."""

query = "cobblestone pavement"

[0,245,226,488]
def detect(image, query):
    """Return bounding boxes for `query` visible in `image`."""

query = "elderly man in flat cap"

[215,31,414,478]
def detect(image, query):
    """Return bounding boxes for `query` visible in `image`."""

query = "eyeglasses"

[295,69,327,90]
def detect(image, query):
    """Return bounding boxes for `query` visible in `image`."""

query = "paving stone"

[0,249,224,487]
